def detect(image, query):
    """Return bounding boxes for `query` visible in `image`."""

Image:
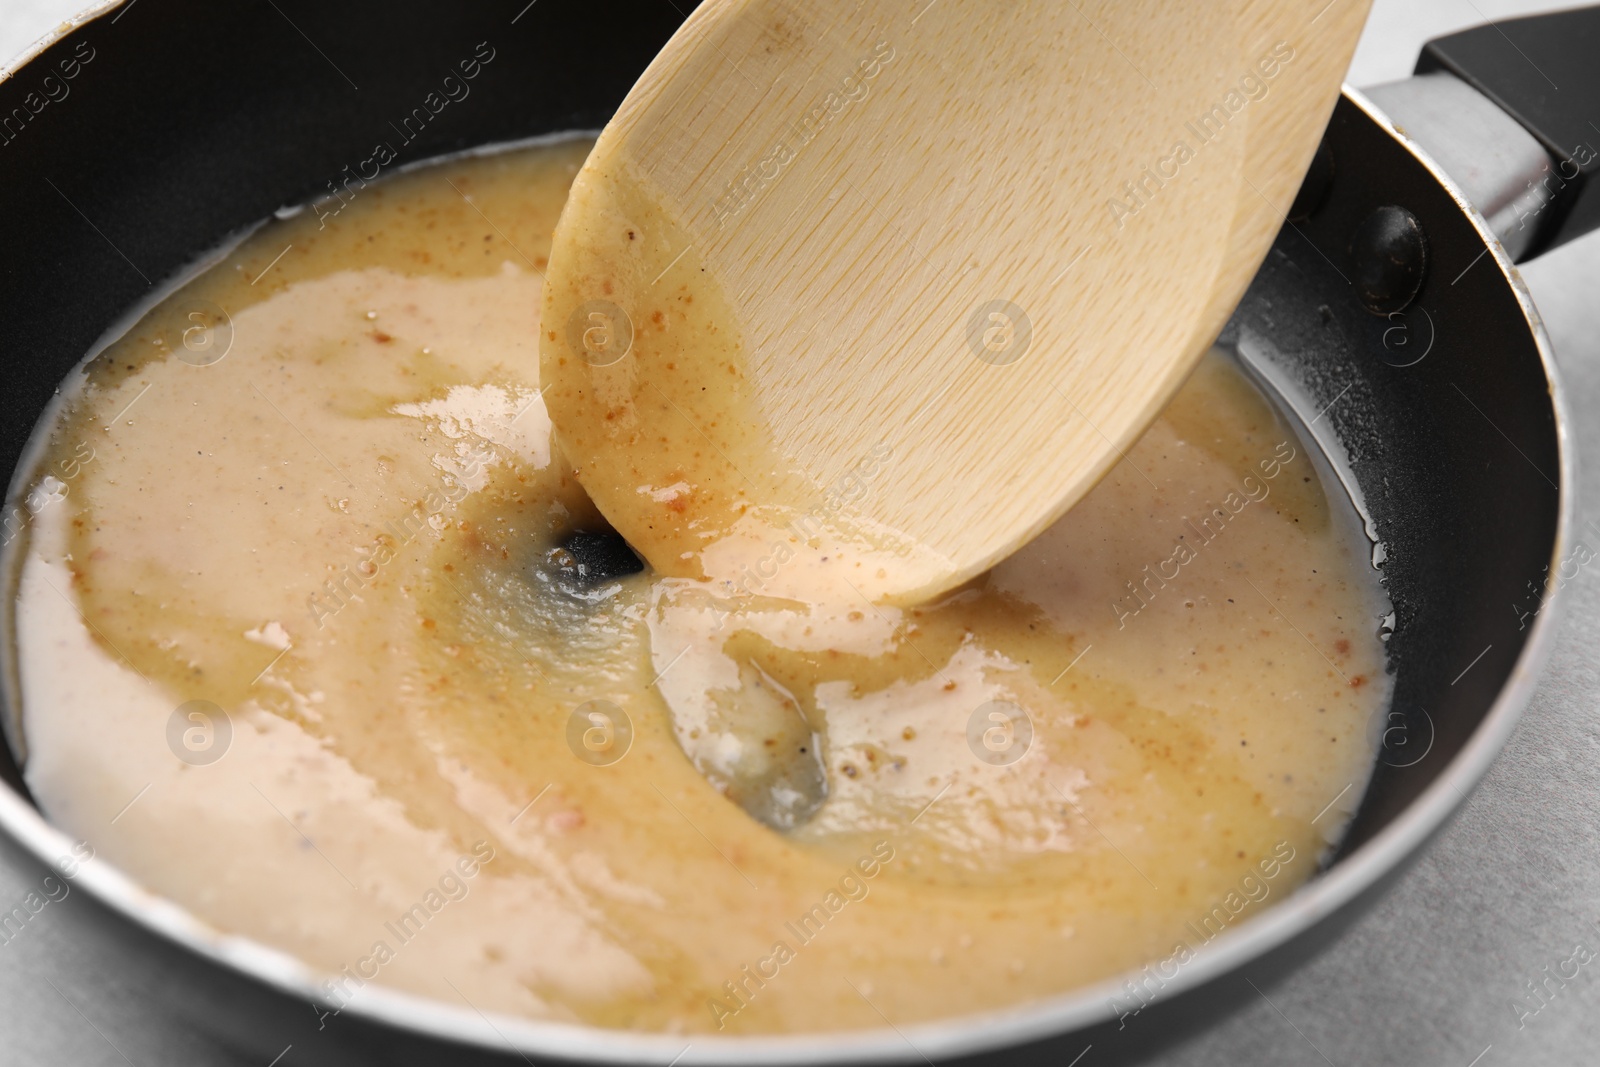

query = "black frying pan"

[0,2,1585,1063]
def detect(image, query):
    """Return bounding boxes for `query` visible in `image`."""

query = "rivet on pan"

[1350,205,1428,316]
[1288,140,1334,222]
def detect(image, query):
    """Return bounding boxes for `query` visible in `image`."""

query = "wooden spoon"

[540,0,1368,605]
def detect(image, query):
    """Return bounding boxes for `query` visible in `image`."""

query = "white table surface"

[3,2,1598,1064]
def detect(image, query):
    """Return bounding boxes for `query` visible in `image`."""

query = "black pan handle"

[1415,3,1600,256]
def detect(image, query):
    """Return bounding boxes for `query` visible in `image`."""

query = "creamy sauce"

[540,164,952,603]
[9,139,1388,1034]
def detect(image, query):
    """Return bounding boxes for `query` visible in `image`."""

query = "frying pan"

[0,1,1585,1063]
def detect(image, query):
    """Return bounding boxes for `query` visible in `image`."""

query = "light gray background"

[2,1,1597,1064]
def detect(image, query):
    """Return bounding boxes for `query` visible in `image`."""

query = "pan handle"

[1412,3,1600,259]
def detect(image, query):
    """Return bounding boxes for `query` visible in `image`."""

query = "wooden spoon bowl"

[541,0,1368,604]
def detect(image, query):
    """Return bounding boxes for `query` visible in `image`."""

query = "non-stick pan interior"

[0,1,1566,1062]
[1219,90,1562,862]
